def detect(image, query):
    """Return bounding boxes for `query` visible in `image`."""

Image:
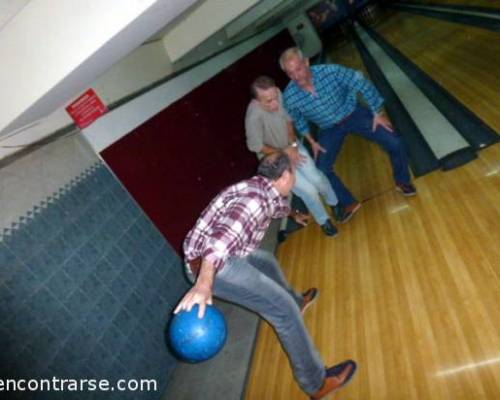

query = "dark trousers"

[316,104,411,205]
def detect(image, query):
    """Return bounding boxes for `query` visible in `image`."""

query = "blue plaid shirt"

[283,64,384,135]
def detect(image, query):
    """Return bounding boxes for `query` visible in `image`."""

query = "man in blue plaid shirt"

[281,47,416,216]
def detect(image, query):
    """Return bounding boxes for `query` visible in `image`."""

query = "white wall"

[0,0,30,31]
[225,0,285,39]
[174,30,230,72]
[93,41,173,105]
[0,108,74,163]
[0,0,197,136]
[162,0,260,62]
[0,132,97,232]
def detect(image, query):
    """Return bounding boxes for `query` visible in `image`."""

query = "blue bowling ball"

[169,304,227,363]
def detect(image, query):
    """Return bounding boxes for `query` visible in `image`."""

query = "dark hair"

[257,151,292,180]
[250,75,276,99]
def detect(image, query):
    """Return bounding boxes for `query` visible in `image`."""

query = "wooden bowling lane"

[245,142,500,399]
[245,12,500,399]
[371,9,500,134]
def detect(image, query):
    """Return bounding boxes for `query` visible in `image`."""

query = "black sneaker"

[396,183,417,196]
[332,204,345,222]
[321,220,338,237]
[332,202,361,224]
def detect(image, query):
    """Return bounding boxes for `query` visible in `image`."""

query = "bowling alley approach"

[1,1,499,400]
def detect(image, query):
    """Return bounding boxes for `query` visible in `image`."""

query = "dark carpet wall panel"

[102,31,294,254]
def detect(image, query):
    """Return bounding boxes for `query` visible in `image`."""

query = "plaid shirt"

[183,176,290,271]
[283,64,384,135]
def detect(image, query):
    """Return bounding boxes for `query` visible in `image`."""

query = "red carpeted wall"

[102,30,294,254]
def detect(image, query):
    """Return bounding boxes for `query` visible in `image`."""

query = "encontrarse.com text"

[0,377,157,392]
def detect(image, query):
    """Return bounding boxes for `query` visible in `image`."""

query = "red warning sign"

[66,89,108,129]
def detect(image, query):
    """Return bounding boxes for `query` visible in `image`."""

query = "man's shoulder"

[245,99,258,113]
[245,100,263,121]
[312,63,340,75]
[244,176,276,197]
[221,177,273,208]
[230,176,267,193]
[246,175,270,190]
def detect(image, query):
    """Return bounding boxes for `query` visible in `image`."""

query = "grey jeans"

[185,249,325,394]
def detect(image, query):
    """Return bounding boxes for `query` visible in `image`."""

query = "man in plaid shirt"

[281,47,416,216]
[175,152,357,399]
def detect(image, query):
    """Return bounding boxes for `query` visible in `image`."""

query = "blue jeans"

[317,104,411,206]
[185,250,325,394]
[293,143,338,225]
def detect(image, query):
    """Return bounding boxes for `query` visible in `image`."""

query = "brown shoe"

[333,201,361,224]
[345,202,361,218]
[310,359,357,400]
[301,288,319,314]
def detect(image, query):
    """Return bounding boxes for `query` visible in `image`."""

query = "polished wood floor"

[245,9,500,400]
[379,10,500,133]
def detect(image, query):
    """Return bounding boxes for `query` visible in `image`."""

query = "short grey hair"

[279,47,305,70]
